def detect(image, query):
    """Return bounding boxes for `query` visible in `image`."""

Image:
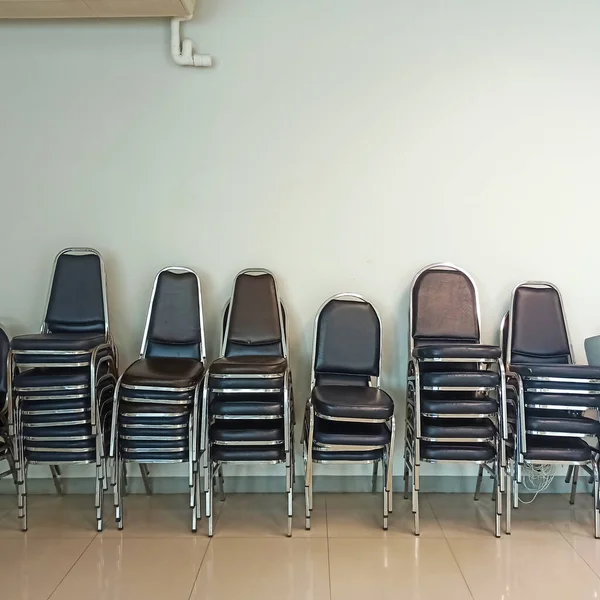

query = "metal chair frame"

[202,269,294,537]
[303,293,395,531]
[404,263,507,538]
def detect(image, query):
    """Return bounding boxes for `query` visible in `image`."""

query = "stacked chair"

[404,263,507,537]
[9,248,117,531]
[502,281,600,537]
[110,267,206,532]
[302,294,395,530]
[203,269,293,537]
[0,327,17,486]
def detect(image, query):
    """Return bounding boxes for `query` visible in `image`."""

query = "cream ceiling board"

[0,0,194,18]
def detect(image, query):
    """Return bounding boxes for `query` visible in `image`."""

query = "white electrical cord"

[519,463,557,504]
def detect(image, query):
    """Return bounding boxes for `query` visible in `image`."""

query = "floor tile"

[329,537,472,600]
[449,537,600,600]
[567,536,600,577]
[0,495,99,538]
[50,537,209,600]
[189,538,330,600]
[100,493,222,538]
[214,493,326,538]
[0,537,91,600]
[326,493,444,538]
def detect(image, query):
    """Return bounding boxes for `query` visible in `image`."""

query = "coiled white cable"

[519,463,557,504]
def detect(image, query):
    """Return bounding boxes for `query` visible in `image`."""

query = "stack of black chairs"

[503,282,600,536]
[9,248,117,531]
[203,269,294,536]
[111,267,206,532]
[0,327,16,486]
[404,263,507,537]
[303,294,395,530]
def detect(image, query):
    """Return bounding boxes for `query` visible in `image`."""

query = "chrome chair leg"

[140,463,152,496]
[371,461,378,493]
[207,460,214,538]
[565,465,574,484]
[474,464,484,501]
[505,460,512,535]
[50,465,63,496]
[403,462,409,500]
[594,461,600,539]
[218,465,225,502]
[570,466,579,505]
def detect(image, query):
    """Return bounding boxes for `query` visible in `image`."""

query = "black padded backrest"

[225,273,283,358]
[45,252,106,334]
[314,298,380,385]
[412,267,479,346]
[145,270,203,360]
[509,285,571,365]
[0,327,9,395]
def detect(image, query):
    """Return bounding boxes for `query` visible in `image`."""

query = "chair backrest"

[410,263,480,350]
[141,268,205,361]
[43,248,107,336]
[0,326,9,396]
[223,270,285,358]
[312,294,381,387]
[507,282,573,366]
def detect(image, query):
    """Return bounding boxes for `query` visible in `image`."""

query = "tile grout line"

[557,527,600,581]
[186,536,213,600]
[47,533,98,599]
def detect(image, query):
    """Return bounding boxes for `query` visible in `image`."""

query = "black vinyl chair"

[503,282,600,537]
[110,267,206,532]
[203,269,293,537]
[0,327,16,486]
[9,248,117,531]
[302,294,395,530]
[404,263,506,537]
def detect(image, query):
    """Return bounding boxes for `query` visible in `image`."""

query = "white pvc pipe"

[171,16,213,68]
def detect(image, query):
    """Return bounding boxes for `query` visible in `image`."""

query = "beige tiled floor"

[4,492,600,599]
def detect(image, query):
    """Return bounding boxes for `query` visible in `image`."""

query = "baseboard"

[0,474,591,495]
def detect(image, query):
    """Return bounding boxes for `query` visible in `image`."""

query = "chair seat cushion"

[12,333,106,352]
[120,449,189,461]
[524,393,600,410]
[119,409,189,427]
[23,424,92,438]
[119,437,188,449]
[211,422,283,443]
[210,398,283,418]
[312,386,394,421]
[512,364,600,381]
[25,450,96,462]
[420,442,496,462]
[118,402,189,417]
[527,415,600,436]
[413,344,501,360]
[421,371,500,389]
[210,356,287,376]
[523,436,593,462]
[420,394,498,416]
[211,445,284,462]
[25,438,94,449]
[121,358,204,389]
[313,418,390,446]
[22,413,91,426]
[312,448,383,462]
[14,369,91,390]
[421,418,496,440]
[21,398,90,412]
[118,430,187,440]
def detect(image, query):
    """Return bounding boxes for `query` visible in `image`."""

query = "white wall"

[1,0,600,480]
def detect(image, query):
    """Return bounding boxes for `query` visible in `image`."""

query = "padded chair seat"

[523,436,593,462]
[420,442,496,462]
[118,429,187,440]
[14,369,92,390]
[119,413,189,426]
[121,449,188,461]
[313,418,390,446]
[121,358,204,389]
[22,412,91,426]
[119,438,188,449]
[210,398,283,418]
[11,333,106,352]
[413,344,501,360]
[421,418,496,439]
[25,438,94,449]
[420,394,498,416]
[23,424,92,438]
[312,448,383,462]
[25,450,96,462]
[524,393,600,409]
[211,445,284,462]
[119,388,194,403]
[21,398,90,412]
[210,356,287,376]
[211,422,283,443]
[421,371,500,389]
[527,415,600,436]
[118,402,189,416]
[512,364,600,381]
[312,386,394,421]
